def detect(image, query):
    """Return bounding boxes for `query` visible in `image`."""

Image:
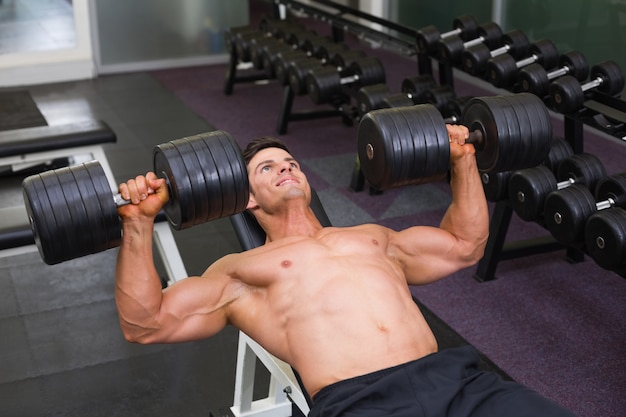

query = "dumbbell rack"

[475,91,626,281]
[252,0,458,134]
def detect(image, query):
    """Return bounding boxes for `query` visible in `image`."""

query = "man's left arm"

[388,125,489,284]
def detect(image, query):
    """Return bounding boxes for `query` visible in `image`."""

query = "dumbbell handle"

[580,76,604,93]
[464,36,487,49]
[466,129,484,147]
[442,27,464,40]
[547,65,572,81]
[553,197,616,225]
[516,52,542,69]
[112,185,165,207]
[113,193,131,207]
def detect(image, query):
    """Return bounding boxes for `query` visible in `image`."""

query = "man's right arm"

[115,173,239,344]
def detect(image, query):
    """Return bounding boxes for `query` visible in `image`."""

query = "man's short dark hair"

[243,137,291,166]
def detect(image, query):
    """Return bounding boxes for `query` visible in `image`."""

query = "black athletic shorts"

[308,346,577,417]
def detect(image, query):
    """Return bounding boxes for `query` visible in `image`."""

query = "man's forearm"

[115,218,164,341]
[440,153,489,258]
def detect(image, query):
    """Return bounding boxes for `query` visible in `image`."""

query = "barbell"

[22,130,250,265]
[356,92,552,190]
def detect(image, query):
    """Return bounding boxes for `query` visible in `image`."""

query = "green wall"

[393,0,626,89]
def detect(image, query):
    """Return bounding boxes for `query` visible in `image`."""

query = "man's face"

[246,147,310,212]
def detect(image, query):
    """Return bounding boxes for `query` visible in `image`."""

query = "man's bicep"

[391,226,468,285]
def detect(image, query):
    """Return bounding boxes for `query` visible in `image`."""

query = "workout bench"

[227,191,331,417]
[0,120,188,286]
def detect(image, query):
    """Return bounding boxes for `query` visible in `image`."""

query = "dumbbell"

[224,25,258,54]
[286,48,362,95]
[272,38,351,85]
[544,172,626,245]
[416,15,479,55]
[22,131,250,265]
[543,136,574,175]
[508,153,606,222]
[461,30,530,76]
[486,39,559,88]
[550,60,625,114]
[251,28,320,72]
[356,93,552,190]
[235,21,303,63]
[517,51,589,97]
[585,207,626,271]
[355,74,439,116]
[305,57,386,105]
[437,22,503,66]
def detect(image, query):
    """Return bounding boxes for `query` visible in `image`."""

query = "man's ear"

[246,193,259,210]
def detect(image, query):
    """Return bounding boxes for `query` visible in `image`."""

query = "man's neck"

[256,204,324,242]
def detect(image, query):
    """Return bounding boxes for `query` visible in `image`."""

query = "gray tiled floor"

[0,73,252,416]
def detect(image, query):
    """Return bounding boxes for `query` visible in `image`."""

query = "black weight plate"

[557,153,607,189]
[393,110,416,187]
[40,169,76,264]
[482,171,512,202]
[544,184,597,245]
[56,166,95,259]
[559,51,589,81]
[479,22,504,49]
[453,15,479,40]
[329,49,367,69]
[200,133,238,218]
[590,60,625,95]
[22,174,59,264]
[84,161,122,250]
[502,30,529,59]
[513,92,553,168]
[187,135,220,223]
[416,25,441,54]
[351,57,386,86]
[468,96,519,172]
[190,136,223,221]
[498,95,528,170]
[518,63,550,96]
[214,131,250,216]
[399,107,428,184]
[501,94,534,170]
[306,66,340,105]
[69,162,110,254]
[274,50,307,86]
[357,108,398,190]
[176,137,209,226]
[594,172,626,207]
[462,97,501,172]
[508,166,557,221]
[153,141,195,230]
[357,84,391,115]
[418,103,451,181]
[423,86,456,112]
[550,75,585,114]
[487,54,517,88]
[288,59,323,95]
[461,44,491,75]
[544,137,574,174]
[531,39,559,69]
[401,74,436,101]
[437,35,465,63]
[585,208,626,270]
[381,93,414,109]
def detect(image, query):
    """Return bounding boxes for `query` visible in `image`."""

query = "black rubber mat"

[0,90,47,131]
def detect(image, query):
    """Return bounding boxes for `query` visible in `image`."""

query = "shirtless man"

[115,126,576,416]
